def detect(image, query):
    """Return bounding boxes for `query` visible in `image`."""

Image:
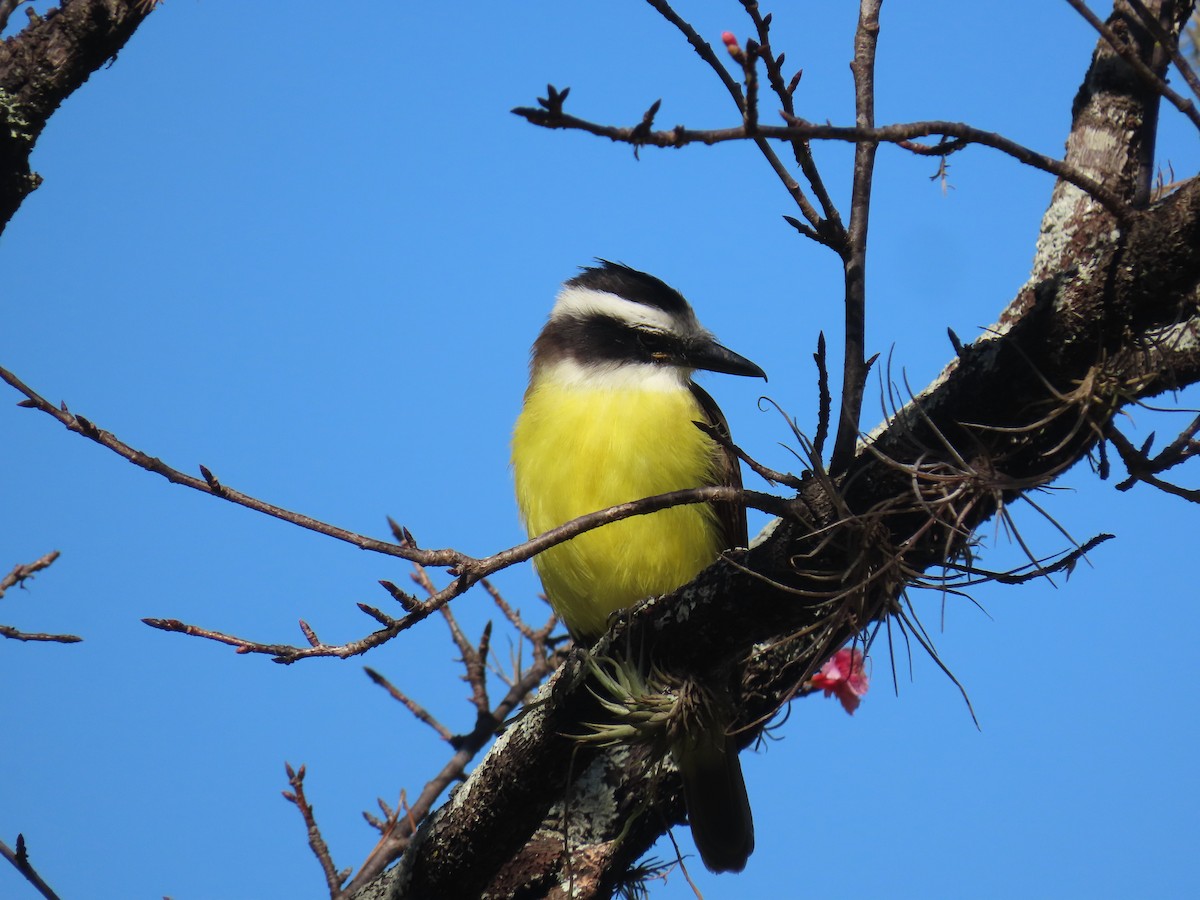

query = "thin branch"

[645,0,836,243]
[0,364,459,567]
[0,551,80,642]
[0,835,61,900]
[480,577,550,643]
[1107,422,1200,500]
[338,642,570,897]
[1064,0,1200,132]
[282,764,345,898]
[3,363,789,660]
[694,420,804,489]
[364,668,454,742]
[512,103,1130,215]
[830,0,883,475]
[739,0,843,234]
[929,533,1114,586]
[1127,0,1200,102]
[0,1,27,37]
[0,550,60,599]
[0,625,82,643]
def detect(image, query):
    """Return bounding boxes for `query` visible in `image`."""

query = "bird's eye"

[633,326,675,361]
[633,325,666,345]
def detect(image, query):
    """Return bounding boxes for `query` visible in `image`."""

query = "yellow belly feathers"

[512,378,723,639]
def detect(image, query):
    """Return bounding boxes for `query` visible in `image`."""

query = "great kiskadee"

[511,261,766,873]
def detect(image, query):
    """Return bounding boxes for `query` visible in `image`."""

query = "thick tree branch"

[0,0,156,233]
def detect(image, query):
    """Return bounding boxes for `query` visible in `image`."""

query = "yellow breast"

[512,377,723,639]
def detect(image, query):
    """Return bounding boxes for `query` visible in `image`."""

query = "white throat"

[534,357,693,392]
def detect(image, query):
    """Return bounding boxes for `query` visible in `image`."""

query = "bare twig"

[337,564,567,896]
[3,363,788,661]
[364,668,454,742]
[645,0,837,244]
[694,420,804,489]
[0,551,80,643]
[830,0,883,475]
[283,764,346,898]
[0,624,82,643]
[739,0,843,235]
[338,640,570,897]
[0,834,62,900]
[480,577,549,643]
[512,102,1129,215]
[412,564,490,710]
[1107,419,1200,501]
[0,550,60,599]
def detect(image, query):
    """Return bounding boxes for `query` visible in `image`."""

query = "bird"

[511,260,766,873]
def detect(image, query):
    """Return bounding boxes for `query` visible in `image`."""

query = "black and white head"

[531,261,766,389]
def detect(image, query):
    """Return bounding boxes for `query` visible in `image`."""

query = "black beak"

[683,337,767,381]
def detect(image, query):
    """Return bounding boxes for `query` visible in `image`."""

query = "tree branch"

[511,103,1130,216]
[0,0,157,233]
[0,550,60,599]
[0,834,61,900]
[830,0,883,474]
[1,362,791,661]
[1065,0,1200,132]
[0,551,81,643]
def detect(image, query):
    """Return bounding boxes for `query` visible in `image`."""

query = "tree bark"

[0,0,153,234]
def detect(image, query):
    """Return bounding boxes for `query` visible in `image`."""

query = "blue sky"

[2,2,1198,898]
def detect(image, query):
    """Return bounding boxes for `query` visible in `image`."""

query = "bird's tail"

[673,730,755,873]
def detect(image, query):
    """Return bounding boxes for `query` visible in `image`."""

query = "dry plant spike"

[813,330,832,460]
[828,0,883,478]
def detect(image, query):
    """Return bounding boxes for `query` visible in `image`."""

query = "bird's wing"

[688,382,748,549]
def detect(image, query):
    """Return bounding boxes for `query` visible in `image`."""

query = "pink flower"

[810,648,869,715]
[721,31,742,59]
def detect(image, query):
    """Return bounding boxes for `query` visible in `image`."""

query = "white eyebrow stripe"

[549,286,680,332]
